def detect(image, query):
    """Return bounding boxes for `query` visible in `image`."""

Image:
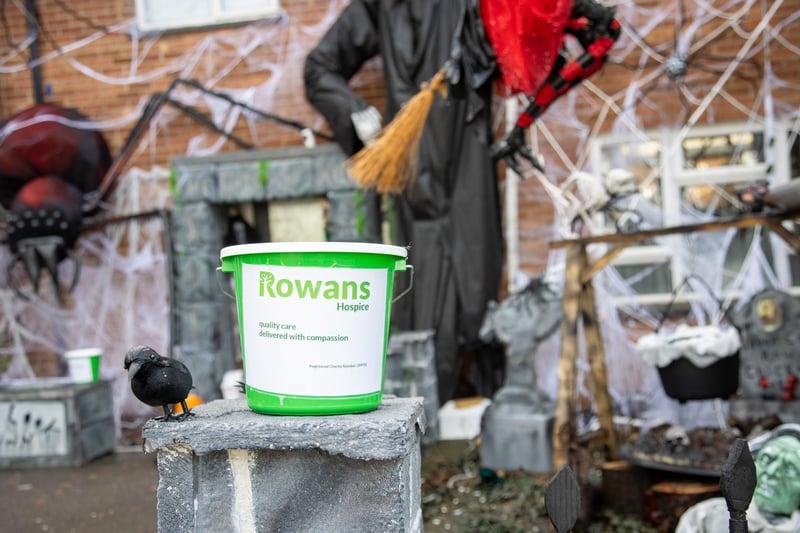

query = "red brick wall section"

[0,0,384,164]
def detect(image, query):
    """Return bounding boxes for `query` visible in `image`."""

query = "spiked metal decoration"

[545,465,581,532]
[720,438,756,533]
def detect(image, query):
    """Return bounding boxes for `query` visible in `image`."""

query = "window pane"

[142,0,210,25]
[616,262,673,294]
[221,0,278,11]
[681,182,752,217]
[682,132,764,170]
[138,0,281,31]
[721,227,774,287]
[596,123,795,301]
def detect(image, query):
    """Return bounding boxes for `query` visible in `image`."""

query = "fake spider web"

[518,0,800,429]
[0,0,798,434]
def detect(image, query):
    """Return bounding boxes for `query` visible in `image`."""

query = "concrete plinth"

[0,378,115,468]
[142,396,425,533]
[479,391,554,473]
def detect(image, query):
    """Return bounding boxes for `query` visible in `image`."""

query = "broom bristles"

[345,68,448,193]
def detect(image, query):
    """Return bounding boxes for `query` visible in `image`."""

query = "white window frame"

[135,0,284,32]
[590,118,799,306]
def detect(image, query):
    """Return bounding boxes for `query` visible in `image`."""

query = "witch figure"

[304,0,620,404]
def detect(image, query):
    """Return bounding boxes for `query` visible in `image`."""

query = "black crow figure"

[124,345,194,421]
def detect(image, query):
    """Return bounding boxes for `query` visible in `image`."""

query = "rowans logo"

[258,270,371,301]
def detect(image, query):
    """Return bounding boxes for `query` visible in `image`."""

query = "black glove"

[490,126,545,177]
[567,0,619,49]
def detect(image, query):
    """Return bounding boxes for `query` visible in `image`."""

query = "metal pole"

[25,0,44,103]
[504,97,520,294]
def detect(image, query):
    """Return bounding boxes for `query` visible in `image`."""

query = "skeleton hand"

[350,105,382,145]
[490,126,545,177]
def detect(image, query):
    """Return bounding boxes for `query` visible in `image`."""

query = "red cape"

[480,0,574,95]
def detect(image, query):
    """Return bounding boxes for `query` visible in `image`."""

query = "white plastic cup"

[64,347,103,383]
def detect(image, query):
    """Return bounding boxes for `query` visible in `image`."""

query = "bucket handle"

[392,264,414,304]
[655,273,727,333]
[216,267,236,299]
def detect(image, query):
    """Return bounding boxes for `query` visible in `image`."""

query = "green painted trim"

[168,167,179,199]
[354,189,366,237]
[258,159,269,187]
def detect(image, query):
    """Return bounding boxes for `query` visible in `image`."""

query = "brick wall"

[0,0,385,165]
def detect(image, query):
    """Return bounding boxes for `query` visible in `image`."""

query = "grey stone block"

[479,404,554,473]
[385,330,440,444]
[143,397,425,533]
[173,252,221,302]
[327,189,360,241]
[155,443,195,529]
[0,379,115,468]
[172,162,217,202]
[218,161,269,202]
[265,157,315,199]
[312,152,355,192]
[171,202,225,251]
[173,303,226,353]
[327,189,382,243]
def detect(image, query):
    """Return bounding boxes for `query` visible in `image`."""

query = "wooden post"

[601,460,650,516]
[580,263,617,459]
[554,243,583,468]
[648,480,721,532]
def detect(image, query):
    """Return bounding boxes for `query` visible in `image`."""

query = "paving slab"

[1,450,157,533]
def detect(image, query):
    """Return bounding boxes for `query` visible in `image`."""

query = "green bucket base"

[245,385,383,415]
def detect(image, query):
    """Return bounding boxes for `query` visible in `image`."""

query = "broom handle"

[422,68,448,98]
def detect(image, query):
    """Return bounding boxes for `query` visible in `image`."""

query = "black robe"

[304,0,503,403]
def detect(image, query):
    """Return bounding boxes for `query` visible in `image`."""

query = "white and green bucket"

[219,242,412,415]
[64,347,103,383]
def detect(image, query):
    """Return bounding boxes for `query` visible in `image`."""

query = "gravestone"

[730,288,800,423]
[478,280,562,473]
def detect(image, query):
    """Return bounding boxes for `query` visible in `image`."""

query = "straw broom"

[345,67,448,193]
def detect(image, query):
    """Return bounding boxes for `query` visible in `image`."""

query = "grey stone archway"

[168,144,380,401]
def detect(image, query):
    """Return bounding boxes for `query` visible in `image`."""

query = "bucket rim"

[220,241,408,260]
[64,347,103,358]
